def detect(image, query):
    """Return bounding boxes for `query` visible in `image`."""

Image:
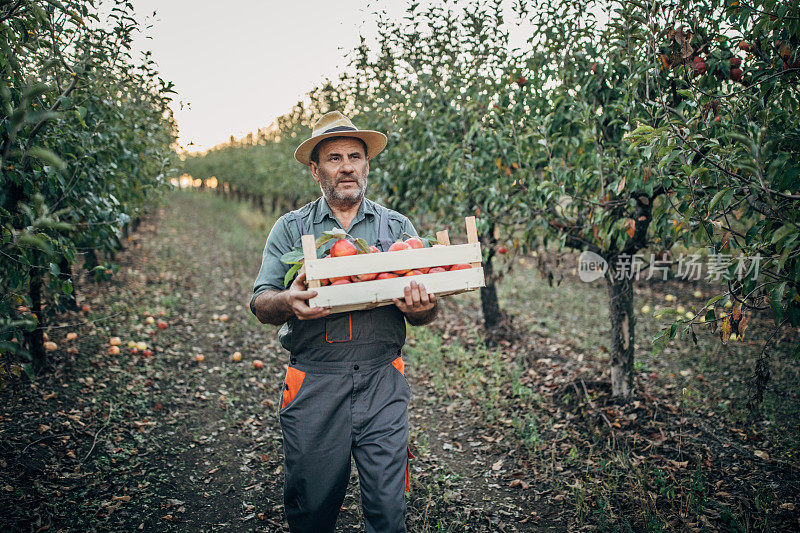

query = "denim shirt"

[249,196,418,360]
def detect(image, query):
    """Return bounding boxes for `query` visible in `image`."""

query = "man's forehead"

[318,137,367,156]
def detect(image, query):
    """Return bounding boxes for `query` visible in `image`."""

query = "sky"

[126,0,396,153]
[125,0,536,154]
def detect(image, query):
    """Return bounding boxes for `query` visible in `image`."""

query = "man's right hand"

[285,272,331,320]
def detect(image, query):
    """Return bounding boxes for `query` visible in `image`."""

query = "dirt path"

[1,192,560,532]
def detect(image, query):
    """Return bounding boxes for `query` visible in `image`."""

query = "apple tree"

[1,0,177,376]
[626,0,800,405]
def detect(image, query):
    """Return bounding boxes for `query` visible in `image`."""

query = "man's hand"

[252,272,330,325]
[287,272,331,320]
[393,280,438,326]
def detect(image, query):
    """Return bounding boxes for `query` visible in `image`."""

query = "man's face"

[310,137,368,209]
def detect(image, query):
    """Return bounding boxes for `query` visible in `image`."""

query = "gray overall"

[278,207,413,533]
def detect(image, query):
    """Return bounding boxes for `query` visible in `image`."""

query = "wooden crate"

[302,217,486,314]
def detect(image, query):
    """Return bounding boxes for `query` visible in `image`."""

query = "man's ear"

[309,161,321,183]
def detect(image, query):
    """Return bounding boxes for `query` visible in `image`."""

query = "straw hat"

[294,111,387,166]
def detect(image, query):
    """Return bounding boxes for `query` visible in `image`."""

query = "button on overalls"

[278,207,413,533]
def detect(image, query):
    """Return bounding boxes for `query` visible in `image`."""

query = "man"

[249,111,437,533]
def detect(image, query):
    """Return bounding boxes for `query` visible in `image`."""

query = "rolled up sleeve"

[250,215,294,316]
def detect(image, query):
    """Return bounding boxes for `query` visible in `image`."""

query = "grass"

[402,234,799,529]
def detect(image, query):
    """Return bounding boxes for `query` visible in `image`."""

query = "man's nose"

[341,158,355,173]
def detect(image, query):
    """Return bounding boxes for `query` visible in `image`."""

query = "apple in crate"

[388,241,412,274]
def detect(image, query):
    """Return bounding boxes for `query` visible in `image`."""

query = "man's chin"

[327,190,364,207]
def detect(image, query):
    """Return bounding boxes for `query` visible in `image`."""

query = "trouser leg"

[352,360,410,533]
[280,371,353,533]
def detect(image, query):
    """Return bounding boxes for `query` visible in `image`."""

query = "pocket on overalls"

[405,447,414,492]
[325,313,352,343]
[281,366,306,410]
[391,355,410,393]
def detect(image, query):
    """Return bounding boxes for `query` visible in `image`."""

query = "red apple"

[404,270,423,276]
[376,272,399,280]
[331,279,352,285]
[450,264,472,271]
[730,67,742,81]
[370,245,380,253]
[497,245,508,254]
[388,241,412,274]
[352,272,378,282]
[330,239,357,257]
[388,241,411,252]
[405,237,424,249]
[428,267,447,273]
[729,57,741,68]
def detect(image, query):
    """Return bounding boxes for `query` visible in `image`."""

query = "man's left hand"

[393,280,437,325]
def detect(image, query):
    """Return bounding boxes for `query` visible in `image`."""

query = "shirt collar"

[312,196,377,227]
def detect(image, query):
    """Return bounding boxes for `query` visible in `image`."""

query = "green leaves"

[315,229,347,249]
[1,0,178,375]
[354,237,370,253]
[769,282,787,325]
[284,262,303,288]
[26,147,66,170]
[281,249,305,265]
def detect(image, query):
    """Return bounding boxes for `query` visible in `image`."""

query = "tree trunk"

[481,253,502,330]
[84,248,99,282]
[479,226,514,345]
[606,273,635,399]
[25,267,46,373]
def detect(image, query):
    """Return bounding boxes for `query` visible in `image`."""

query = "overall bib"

[278,208,413,533]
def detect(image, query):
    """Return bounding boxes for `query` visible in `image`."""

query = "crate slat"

[309,267,485,311]
[305,243,481,280]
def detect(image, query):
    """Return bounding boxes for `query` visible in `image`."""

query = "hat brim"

[294,130,387,166]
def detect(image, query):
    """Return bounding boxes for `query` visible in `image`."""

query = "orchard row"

[0,1,177,379]
[187,0,799,403]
